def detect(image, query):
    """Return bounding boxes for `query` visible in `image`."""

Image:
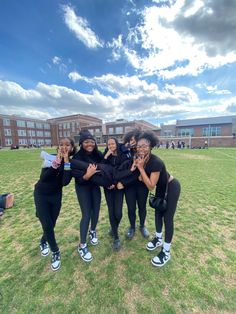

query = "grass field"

[0,147,235,314]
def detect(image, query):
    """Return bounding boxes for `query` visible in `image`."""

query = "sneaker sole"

[146,242,163,251]
[51,262,61,271]
[151,256,171,267]
[113,245,121,251]
[41,250,50,257]
[146,245,158,251]
[90,240,98,246]
[125,233,135,240]
[78,249,93,262]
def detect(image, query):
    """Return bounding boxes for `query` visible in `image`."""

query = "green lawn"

[0,147,235,313]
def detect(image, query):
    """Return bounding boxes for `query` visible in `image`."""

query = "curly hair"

[137,131,159,148]
[123,129,142,144]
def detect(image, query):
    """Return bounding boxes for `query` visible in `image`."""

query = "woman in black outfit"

[120,129,151,239]
[72,130,103,262]
[102,137,127,251]
[134,131,181,267]
[34,138,75,271]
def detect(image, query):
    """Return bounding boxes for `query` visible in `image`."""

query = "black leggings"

[155,178,181,243]
[34,190,62,252]
[104,188,124,239]
[125,182,149,229]
[75,184,101,244]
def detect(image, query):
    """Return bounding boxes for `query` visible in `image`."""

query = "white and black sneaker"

[78,245,93,262]
[89,230,98,246]
[146,236,163,251]
[151,248,170,267]
[51,251,61,271]
[40,242,50,256]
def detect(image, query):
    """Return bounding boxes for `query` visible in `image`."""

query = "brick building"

[159,115,236,148]
[104,119,157,143]
[1,113,236,148]
[0,114,52,147]
[47,114,103,145]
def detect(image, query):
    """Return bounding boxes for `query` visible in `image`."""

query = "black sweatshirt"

[34,162,72,195]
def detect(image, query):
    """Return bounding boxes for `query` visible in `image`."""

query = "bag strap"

[155,174,169,199]
[164,179,168,200]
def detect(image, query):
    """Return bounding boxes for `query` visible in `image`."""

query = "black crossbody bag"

[149,179,168,212]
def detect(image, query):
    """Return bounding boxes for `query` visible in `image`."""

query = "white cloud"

[68,71,84,82]
[52,56,61,64]
[196,83,232,95]
[107,35,123,61]
[0,75,234,123]
[62,5,103,49]
[111,0,236,79]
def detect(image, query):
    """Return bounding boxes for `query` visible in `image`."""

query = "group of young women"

[34,129,181,271]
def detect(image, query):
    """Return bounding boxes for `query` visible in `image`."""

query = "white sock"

[80,243,86,248]
[156,232,162,238]
[163,242,171,252]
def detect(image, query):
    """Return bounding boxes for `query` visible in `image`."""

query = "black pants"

[125,182,149,229]
[104,188,124,239]
[34,190,62,252]
[155,178,181,243]
[75,184,101,244]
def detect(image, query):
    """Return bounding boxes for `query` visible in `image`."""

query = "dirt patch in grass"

[123,284,149,314]
[182,154,212,160]
[73,270,90,293]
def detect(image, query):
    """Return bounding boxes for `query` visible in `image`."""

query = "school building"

[159,115,236,148]
[0,113,236,148]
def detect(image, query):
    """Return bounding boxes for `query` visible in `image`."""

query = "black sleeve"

[71,159,90,170]
[90,173,113,187]
[119,169,140,187]
[39,167,59,181]
[113,160,133,181]
[147,155,164,173]
[62,170,73,186]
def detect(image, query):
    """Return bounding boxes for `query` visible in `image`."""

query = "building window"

[4,129,11,136]
[44,131,51,137]
[95,128,100,133]
[37,139,44,145]
[45,139,52,145]
[72,122,75,132]
[30,139,37,145]
[59,124,62,130]
[26,121,35,128]
[178,128,194,137]
[36,123,43,129]
[5,138,13,146]
[44,123,50,129]
[17,130,26,136]
[88,129,94,135]
[202,127,221,137]
[59,131,63,137]
[19,139,28,145]
[115,127,123,134]
[108,128,114,135]
[28,130,36,137]
[3,119,10,126]
[36,131,44,137]
[163,130,173,137]
[63,131,70,137]
[17,120,26,127]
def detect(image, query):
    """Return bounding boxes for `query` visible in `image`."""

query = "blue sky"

[0,0,236,125]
